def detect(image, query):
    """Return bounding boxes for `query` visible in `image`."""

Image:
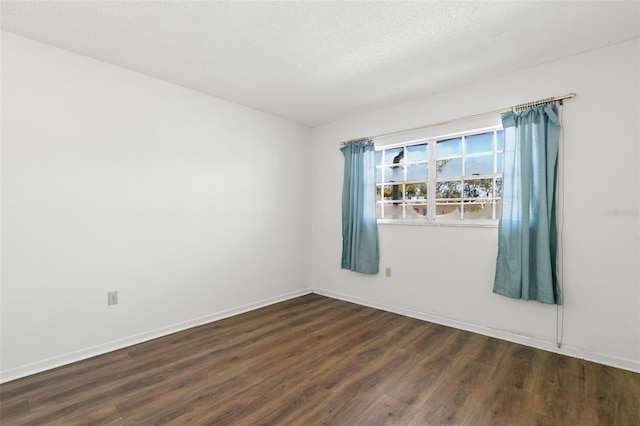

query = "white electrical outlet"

[385,267,392,277]
[108,291,118,306]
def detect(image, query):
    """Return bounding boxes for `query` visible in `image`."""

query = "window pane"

[464,132,493,155]
[496,130,504,151]
[496,153,503,174]
[436,181,461,198]
[385,164,404,182]
[406,203,427,218]
[381,184,404,202]
[406,163,427,181]
[436,202,461,220]
[406,143,428,162]
[464,154,493,176]
[384,147,405,165]
[405,182,427,199]
[381,202,428,219]
[383,204,404,219]
[463,202,494,220]
[437,158,462,178]
[437,138,461,158]
[463,179,493,198]
[376,185,397,201]
[383,163,427,182]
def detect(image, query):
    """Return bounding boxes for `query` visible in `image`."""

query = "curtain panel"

[493,104,562,304]
[340,140,379,274]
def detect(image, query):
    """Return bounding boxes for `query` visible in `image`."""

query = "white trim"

[0,288,313,384]
[312,288,640,374]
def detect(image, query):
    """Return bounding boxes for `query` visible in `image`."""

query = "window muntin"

[375,128,504,223]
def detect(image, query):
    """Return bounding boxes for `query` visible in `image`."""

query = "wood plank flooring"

[1,294,639,425]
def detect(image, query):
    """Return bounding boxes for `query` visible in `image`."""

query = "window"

[375,127,504,224]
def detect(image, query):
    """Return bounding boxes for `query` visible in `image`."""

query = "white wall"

[1,32,311,382]
[2,31,638,384]
[311,38,640,372]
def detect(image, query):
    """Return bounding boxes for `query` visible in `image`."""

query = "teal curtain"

[340,139,379,274]
[493,104,562,304]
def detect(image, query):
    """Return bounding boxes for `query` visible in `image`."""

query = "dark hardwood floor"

[1,294,639,425]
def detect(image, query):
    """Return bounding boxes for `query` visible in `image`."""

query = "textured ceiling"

[2,1,639,127]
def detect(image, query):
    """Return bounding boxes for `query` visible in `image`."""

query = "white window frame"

[375,126,503,227]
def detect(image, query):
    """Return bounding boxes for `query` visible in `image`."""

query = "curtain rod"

[339,92,576,146]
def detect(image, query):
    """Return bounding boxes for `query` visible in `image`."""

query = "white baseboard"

[312,288,640,374]
[0,288,313,384]
[4,286,636,383]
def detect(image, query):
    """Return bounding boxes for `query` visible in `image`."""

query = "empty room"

[1,1,639,425]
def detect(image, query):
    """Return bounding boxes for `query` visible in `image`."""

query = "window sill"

[377,219,498,228]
